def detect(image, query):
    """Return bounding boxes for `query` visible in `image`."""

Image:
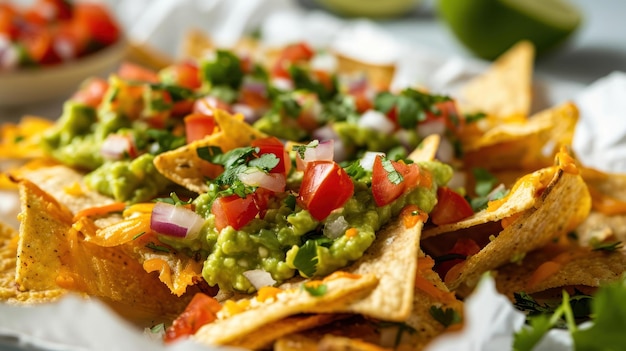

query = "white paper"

[1,0,625,350]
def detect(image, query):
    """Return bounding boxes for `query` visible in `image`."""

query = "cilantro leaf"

[573,278,626,350]
[590,238,623,252]
[381,157,403,185]
[473,167,498,197]
[201,50,244,89]
[429,306,462,328]
[289,65,337,101]
[302,282,327,296]
[293,239,319,278]
[249,153,280,172]
[344,160,369,181]
[143,129,186,155]
[465,111,487,123]
[275,94,302,118]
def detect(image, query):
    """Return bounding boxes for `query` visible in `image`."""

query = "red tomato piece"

[117,62,160,83]
[298,161,354,221]
[423,100,463,134]
[184,113,217,143]
[271,41,315,79]
[0,4,19,40]
[251,136,288,174]
[164,293,222,343]
[433,238,480,279]
[429,187,474,226]
[212,194,260,231]
[371,156,421,207]
[71,77,109,107]
[159,61,202,90]
[20,27,60,65]
[73,2,120,46]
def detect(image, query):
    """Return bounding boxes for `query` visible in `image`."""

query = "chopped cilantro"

[132,232,146,240]
[145,242,171,253]
[374,88,451,130]
[284,194,297,211]
[381,157,403,185]
[201,50,244,89]
[142,129,186,155]
[293,237,332,277]
[248,153,280,172]
[302,282,327,296]
[429,306,462,327]
[465,111,487,123]
[292,140,319,160]
[344,160,369,181]
[289,65,337,101]
[275,94,302,119]
[469,168,507,211]
[154,192,192,205]
[590,238,623,252]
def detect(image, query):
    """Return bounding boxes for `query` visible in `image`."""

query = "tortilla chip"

[181,28,215,61]
[154,109,266,193]
[14,180,196,324]
[334,52,395,91]
[230,314,347,350]
[462,102,579,171]
[422,166,555,240]
[0,116,53,159]
[460,40,534,120]
[340,217,423,321]
[193,273,379,346]
[423,162,590,294]
[408,135,441,163]
[496,245,626,300]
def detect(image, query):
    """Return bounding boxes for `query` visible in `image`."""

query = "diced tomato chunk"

[73,2,120,46]
[371,156,421,207]
[298,161,354,221]
[433,238,480,279]
[429,187,474,226]
[424,100,463,133]
[251,136,288,174]
[71,77,109,107]
[117,62,159,83]
[164,293,222,343]
[271,42,315,79]
[212,194,260,231]
[184,113,217,143]
[159,61,202,90]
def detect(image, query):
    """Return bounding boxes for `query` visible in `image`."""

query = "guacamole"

[169,160,452,293]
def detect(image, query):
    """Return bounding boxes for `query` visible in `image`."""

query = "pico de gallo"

[0,0,121,70]
[39,41,481,292]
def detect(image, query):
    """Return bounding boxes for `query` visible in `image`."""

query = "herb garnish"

[429,306,462,327]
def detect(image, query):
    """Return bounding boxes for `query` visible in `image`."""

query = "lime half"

[437,0,582,60]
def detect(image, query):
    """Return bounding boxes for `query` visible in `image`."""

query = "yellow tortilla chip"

[496,245,626,300]
[193,273,379,346]
[154,109,266,193]
[442,166,591,293]
[462,102,579,171]
[334,52,395,91]
[14,180,196,324]
[460,40,534,120]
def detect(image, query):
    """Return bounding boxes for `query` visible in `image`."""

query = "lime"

[437,0,581,60]
[317,0,421,18]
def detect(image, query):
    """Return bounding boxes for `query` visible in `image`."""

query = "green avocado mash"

[172,160,452,293]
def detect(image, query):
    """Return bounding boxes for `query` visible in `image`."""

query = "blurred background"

[1,0,625,121]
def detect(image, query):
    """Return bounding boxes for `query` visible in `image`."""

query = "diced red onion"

[436,137,455,163]
[243,269,276,290]
[100,134,135,160]
[312,125,338,142]
[332,138,348,163]
[323,215,349,239]
[310,52,337,73]
[238,169,286,192]
[358,109,395,135]
[447,171,466,190]
[271,77,293,91]
[360,151,385,171]
[150,202,205,240]
[232,103,261,124]
[418,120,446,138]
[193,95,231,116]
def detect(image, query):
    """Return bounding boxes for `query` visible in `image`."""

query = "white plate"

[0,40,126,108]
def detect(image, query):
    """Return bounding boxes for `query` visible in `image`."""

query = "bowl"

[0,38,126,108]
[316,0,421,18]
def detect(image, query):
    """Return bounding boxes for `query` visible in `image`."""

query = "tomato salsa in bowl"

[0,0,125,106]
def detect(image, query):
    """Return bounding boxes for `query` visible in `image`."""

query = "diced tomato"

[159,61,202,90]
[27,0,73,22]
[53,21,87,60]
[292,91,321,132]
[351,91,374,114]
[424,100,464,134]
[251,136,288,174]
[73,2,120,46]
[271,42,315,79]
[164,293,222,343]
[212,194,260,231]
[239,85,270,110]
[71,77,109,108]
[141,88,173,129]
[0,4,19,40]
[433,238,480,279]
[429,187,474,226]
[184,113,217,143]
[298,161,354,221]
[371,156,421,207]
[20,26,60,64]
[117,62,159,83]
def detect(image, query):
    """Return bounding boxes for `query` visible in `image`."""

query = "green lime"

[437,0,582,60]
